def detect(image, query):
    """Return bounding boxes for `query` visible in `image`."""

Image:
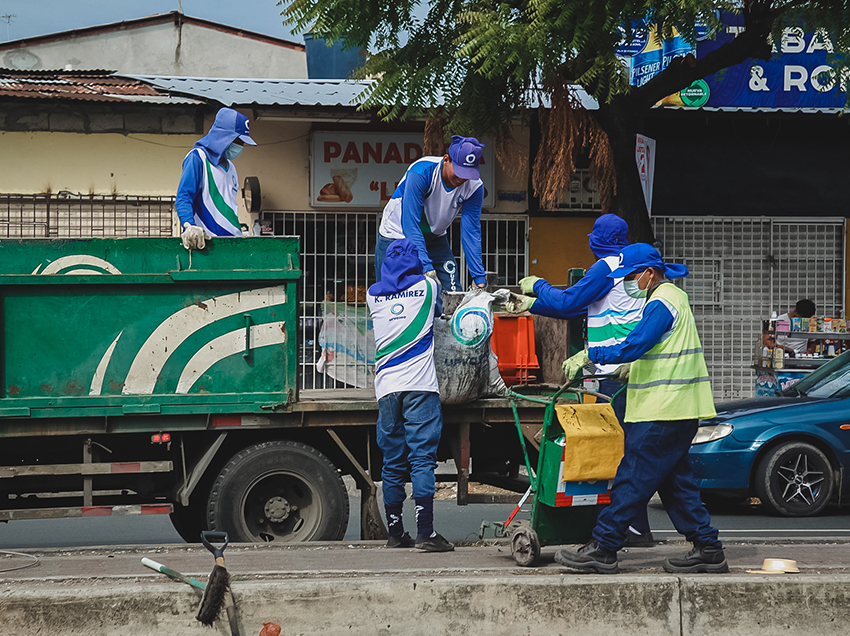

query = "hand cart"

[479,374,623,566]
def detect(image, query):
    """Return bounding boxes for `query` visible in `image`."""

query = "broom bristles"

[196,564,230,625]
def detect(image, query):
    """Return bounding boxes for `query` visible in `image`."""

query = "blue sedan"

[690,350,850,516]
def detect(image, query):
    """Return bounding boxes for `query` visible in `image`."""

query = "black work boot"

[415,532,454,552]
[663,544,729,573]
[555,540,619,574]
[386,532,415,548]
[623,530,655,548]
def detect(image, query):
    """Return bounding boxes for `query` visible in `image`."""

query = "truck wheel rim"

[240,471,323,541]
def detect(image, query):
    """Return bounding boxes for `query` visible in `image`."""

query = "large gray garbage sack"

[434,288,508,405]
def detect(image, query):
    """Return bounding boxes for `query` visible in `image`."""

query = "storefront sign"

[310,132,495,208]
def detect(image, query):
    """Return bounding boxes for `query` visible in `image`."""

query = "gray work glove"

[613,363,631,384]
[181,222,206,251]
[505,293,536,314]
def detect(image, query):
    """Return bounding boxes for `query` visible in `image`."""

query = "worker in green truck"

[175,107,256,250]
[555,243,726,575]
[506,213,654,547]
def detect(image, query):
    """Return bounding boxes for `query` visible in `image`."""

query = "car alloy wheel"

[755,441,834,517]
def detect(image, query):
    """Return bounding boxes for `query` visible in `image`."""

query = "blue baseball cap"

[212,107,256,145]
[608,243,690,280]
[447,135,484,180]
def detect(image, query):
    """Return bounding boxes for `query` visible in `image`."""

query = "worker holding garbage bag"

[555,243,726,574]
[367,238,454,552]
[507,213,653,547]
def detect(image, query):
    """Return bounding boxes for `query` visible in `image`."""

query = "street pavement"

[1,499,848,549]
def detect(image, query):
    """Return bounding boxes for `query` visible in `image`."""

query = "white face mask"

[624,270,650,298]
[225,143,243,160]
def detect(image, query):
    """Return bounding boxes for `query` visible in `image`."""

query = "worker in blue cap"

[507,213,653,547]
[376,136,488,313]
[176,107,257,250]
[555,243,725,574]
[367,238,454,552]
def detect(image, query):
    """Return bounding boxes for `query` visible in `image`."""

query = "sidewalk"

[2,539,850,635]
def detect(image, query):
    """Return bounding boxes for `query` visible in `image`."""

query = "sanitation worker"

[375,136,488,311]
[507,213,653,547]
[555,243,726,574]
[176,107,256,250]
[367,238,454,552]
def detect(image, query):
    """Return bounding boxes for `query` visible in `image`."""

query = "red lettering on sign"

[404,143,423,163]
[384,143,402,164]
[363,142,382,164]
[380,181,399,202]
[342,143,362,163]
[324,142,341,163]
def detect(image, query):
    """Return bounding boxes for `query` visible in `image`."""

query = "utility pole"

[0,14,15,42]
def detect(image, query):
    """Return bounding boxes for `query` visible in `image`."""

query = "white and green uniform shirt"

[186,148,241,237]
[368,277,439,400]
[586,255,645,374]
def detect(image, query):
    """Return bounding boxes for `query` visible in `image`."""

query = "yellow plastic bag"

[555,403,624,481]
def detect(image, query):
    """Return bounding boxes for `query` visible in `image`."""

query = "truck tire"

[206,440,349,542]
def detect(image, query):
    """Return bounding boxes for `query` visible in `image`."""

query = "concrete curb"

[3,574,850,635]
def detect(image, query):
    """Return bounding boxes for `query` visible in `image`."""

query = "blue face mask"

[225,143,243,160]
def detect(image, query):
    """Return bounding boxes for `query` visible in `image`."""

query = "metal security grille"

[262,210,529,389]
[0,194,175,238]
[652,216,845,400]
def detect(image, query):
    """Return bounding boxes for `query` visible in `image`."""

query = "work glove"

[505,293,535,314]
[425,270,441,289]
[519,275,542,295]
[613,363,631,384]
[181,222,206,251]
[561,350,591,380]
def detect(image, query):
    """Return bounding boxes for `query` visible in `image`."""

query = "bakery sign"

[310,131,495,208]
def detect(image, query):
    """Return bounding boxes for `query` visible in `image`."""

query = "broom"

[197,531,240,635]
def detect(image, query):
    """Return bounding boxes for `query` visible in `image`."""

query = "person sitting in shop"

[774,299,817,357]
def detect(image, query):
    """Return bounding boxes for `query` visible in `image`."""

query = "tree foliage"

[281,0,850,235]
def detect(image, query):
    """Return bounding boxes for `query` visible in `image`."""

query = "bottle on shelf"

[773,346,784,369]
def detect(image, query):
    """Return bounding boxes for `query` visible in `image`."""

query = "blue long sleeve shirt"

[530,259,614,319]
[175,151,205,227]
[588,295,676,365]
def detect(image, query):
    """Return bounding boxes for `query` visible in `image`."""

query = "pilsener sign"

[310,132,495,208]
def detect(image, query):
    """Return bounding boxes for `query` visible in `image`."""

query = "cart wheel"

[511,527,540,567]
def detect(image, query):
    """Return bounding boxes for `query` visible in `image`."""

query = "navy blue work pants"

[598,378,650,536]
[592,418,721,553]
[376,391,443,508]
[375,233,461,292]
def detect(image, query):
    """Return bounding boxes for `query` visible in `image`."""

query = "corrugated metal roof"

[125,76,375,107]
[659,105,847,114]
[126,75,602,111]
[0,70,202,104]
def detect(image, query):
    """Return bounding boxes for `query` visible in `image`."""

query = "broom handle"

[223,587,240,636]
[141,557,206,590]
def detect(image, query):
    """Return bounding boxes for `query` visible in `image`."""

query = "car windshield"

[782,349,850,398]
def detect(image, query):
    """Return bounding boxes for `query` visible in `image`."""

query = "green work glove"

[561,350,591,380]
[519,275,542,295]
[505,293,536,314]
[613,362,631,384]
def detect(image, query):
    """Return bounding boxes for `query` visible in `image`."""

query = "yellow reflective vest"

[625,283,716,423]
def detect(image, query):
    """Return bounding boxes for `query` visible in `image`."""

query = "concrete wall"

[1,23,306,78]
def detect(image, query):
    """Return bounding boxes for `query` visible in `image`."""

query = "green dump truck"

[0,237,542,543]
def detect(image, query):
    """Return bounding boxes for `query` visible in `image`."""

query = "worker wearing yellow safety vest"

[554,243,726,575]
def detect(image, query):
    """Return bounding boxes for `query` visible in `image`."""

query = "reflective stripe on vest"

[625,283,716,423]
[586,255,645,373]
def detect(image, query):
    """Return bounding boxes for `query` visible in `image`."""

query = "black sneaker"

[386,532,415,548]
[415,532,454,552]
[554,540,619,574]
[663,544,729,574]
[623,530,655,548]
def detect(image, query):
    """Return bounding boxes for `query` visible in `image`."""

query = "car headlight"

[691,423,733,445]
